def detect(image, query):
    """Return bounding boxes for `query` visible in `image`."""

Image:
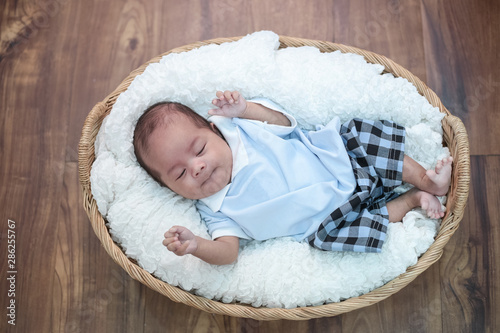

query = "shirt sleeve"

[245,97,298,137]
[195,201,251,240]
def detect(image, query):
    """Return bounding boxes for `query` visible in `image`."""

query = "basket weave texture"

[78,36,470,320]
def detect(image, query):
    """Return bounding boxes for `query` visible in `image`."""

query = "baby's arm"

[209,90,291,126]
[163,226,239,265]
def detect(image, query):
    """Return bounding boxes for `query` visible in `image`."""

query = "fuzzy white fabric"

[91,31,449,308]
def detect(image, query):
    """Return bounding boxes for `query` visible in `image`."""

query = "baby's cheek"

[200,178,221,197]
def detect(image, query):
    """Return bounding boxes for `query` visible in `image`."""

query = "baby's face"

[146,114,233,199]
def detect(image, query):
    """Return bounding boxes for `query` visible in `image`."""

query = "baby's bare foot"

[418,191,445,219]
[425,156,453,196]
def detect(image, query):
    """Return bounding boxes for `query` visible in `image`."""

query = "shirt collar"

[198,116,249,212]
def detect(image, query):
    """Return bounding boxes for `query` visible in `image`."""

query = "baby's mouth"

[201,167,215,187]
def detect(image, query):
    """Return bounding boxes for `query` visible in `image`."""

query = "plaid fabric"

[307,118,406,253]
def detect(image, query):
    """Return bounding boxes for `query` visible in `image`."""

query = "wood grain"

[421,0,500,155]
[0,0,497,332]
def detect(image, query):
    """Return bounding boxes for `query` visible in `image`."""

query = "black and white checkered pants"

[307,118,406,253]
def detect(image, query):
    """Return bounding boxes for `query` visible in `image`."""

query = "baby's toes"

[435,161,443,173]
[428,209,439,219]
[433,205,445,219]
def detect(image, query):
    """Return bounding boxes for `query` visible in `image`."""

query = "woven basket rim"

[78,35,470,320]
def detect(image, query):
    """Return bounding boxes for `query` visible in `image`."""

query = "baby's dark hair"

[133,102,212,185]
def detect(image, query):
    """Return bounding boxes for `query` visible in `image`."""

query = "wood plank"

[247,1,336,41]
[421,0,500,155]
[333,0,427,80]
[0,5,70,333]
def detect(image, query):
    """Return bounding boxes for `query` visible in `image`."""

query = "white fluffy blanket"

[91,31,448,308]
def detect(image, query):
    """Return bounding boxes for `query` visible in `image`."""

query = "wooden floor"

[1,0,499,332]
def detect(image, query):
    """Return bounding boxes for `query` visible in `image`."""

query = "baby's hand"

[163,226,198,256]
[209,90,247,118]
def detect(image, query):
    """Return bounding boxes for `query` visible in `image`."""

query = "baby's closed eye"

[176,169,186,180]
[198,144,206,156]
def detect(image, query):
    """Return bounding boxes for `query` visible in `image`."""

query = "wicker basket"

[78,36,470,320]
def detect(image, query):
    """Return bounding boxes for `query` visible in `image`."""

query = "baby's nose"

[192,161,206,177]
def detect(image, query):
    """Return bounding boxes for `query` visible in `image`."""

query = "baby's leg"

[387,188,445,222]
[402,155,453,196]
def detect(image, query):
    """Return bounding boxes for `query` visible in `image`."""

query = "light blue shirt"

[196,98,356,241]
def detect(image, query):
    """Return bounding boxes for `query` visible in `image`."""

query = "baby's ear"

[211,123,224,138]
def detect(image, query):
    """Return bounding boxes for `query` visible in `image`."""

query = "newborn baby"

[133,91,452,265]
